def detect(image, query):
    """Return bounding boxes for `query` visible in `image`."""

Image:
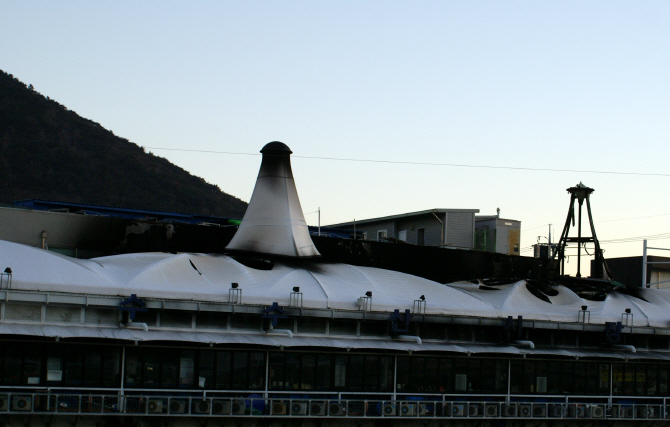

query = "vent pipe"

[226,142,320,258]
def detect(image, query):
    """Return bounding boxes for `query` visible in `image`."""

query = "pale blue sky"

[2,1,670,269]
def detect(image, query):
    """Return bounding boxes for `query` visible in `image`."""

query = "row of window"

[1,343,669,397]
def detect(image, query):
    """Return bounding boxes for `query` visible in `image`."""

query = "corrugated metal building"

[328,209,479,249]
[475,215,521,255]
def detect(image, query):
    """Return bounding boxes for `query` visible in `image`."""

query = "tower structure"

[551,182,611,280]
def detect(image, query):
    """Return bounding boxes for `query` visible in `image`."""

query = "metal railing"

[1,392,669,419]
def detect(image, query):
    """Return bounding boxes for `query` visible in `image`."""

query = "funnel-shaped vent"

[226,142,320,258]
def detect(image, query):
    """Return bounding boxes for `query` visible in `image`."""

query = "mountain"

[0,70,247,217]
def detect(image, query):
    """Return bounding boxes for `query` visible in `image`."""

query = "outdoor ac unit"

[310,402,326,416]
[590,405,605,418]
[418,403,430,416]
[569,404,586,418]
[0,395,8,411]
[12,396,32,412]
[147,399,163,414]
[452,403,466,417]
[636,405,648,419]
[519,404,531,417]
[232,399,246,415]
[468,403,480,417]
[533,404,547,417]
[619,405,634,418]
[439,402,451,416]
[291,402,307,415]
[272,401,287,415]
[329,402,346,416]
[169,400,186,414]
[212,400,231,415]
[401,403,416,416]
[504,404,517,417]
[485,404,499,417]
[383,403,396,416]
[549,404,565,418]
[192,399,210,414]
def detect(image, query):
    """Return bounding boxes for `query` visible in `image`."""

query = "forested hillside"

[0,70,247,217]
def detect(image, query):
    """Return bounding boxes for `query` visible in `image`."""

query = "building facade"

[329,209,479,249]
[475,215,521,255]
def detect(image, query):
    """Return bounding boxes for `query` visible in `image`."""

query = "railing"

[1,392,669,419]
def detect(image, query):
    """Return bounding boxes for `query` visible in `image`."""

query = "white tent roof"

[1,239,669,328]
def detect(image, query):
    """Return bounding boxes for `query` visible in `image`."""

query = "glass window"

[454,359,467,392]
[24,351,42,386]
[523,361,535,393]
[161,351,178,388]
[612,363,623,395]
[635,365,645,395]
[349,356,364,391]
[84,351,102,387]
[574,363,586,395]
[598,363,610,395]
[316,355,331,391]
[102,348,121,388]
[562,362,574,394]
[510,360,523,393]
[495,360,508,394]
[268,353,283,390]
[468,359,481,393]
[411,357,425,392]
[438,358,451,393]
[624,364,634,395]
[198,351,215,389]
[143,349,160,388]
[179,351,195,388]
[216,351,231,389]
[47,354,63,385]
[481,359,495,394]
[647,364,658,396]
[249,352,265,390]
[231,352,248,390]
[334,356,347,390]
[286,353,300,390]
[396,357,410,392]
[124,347,141,388]
[301,354,315,390]
[65,346,82,386]
[425,357,439,393]
[380,356,394,392]
[659,365,668,395]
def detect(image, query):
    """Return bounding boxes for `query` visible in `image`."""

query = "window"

[417,228,425,246]
[377,230,387,241]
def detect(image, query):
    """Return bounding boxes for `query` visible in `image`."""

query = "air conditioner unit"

[212,400,231,415]
[147,399,163,414]
[619,405,633,418]
[504,404,517,417]
[452,403,466,417]
[568,404,586,418]
[439,402,451,417]
[272,401,287,415]
[329,402,346,416]
[418,403,430,416]
[636,405,648,419]
[291,402,307,415]
[232,399,246,415]
[383,402,396,416]
[468,403,481,417]
[549,404,565,418]
[169,400,186,414]
[310,402,326,416]
[590,405,605,418]
[400,403,416,416]
[519,404,531,417]
[533,404,547,417]
[12,396,32,412]
[0,395,8,411]
[485,404,499,417]
[192,399,210,414]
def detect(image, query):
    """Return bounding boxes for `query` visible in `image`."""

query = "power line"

[142,147,670,177]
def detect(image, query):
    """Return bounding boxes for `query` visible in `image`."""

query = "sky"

[2,1,670,273]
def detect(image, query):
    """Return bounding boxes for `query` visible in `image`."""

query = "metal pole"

[354,219,356,240]
[642,240,648,288]
[577,202,582,277]
[318,208,321,237]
